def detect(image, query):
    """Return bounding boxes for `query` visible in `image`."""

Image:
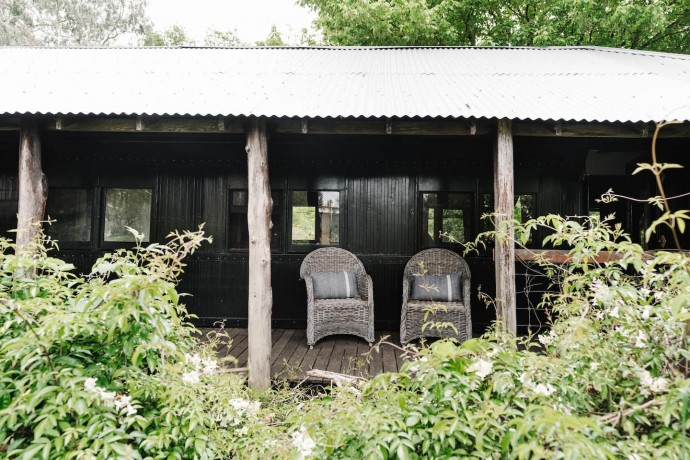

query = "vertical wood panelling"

[348,174,414,255]
[202,175,228,249]
[157,173,197,239]
[26,132,641,338]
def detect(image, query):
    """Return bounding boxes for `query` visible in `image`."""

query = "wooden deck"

[201,328,408,383]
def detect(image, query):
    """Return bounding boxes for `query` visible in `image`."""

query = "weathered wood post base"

[493,118,517,335]
[245,117,273,391]
[17,119,47,250]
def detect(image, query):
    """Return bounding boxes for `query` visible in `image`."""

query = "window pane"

[229,190,282,250]
[292,191,316,244]
[46,188,92,241]
[422,192,472,246]
[441,209,464,243]
[228,190,249,249]
[514,194,535,223]
[104,188,152,242]
[318,191,339,245]
[291,190,340,246]
[482,194,535,224]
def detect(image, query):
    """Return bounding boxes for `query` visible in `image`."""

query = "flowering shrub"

[225,213,690,459]
[0,228,265,459]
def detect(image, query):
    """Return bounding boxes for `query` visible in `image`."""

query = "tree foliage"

[143,24,195,47]
[299,0,690,53]
[0,0,149,46]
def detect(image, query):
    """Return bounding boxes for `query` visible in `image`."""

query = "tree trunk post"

[493,118,517,335]
[17,119,47,250]
[245,117,273,391]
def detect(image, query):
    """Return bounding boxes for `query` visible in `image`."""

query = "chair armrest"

[402,275,411,304]
[303,276,315,304]
[365,274,374,305]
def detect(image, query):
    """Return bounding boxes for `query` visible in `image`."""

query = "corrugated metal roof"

[0,46,688,123]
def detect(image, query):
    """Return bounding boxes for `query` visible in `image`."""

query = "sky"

[146,0,318,45]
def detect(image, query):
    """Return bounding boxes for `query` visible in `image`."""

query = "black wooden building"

[1,46,689,336]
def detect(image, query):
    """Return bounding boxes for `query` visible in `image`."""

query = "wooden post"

[493,118,517,335]
[245,117,273,391]
[16,120,47,249]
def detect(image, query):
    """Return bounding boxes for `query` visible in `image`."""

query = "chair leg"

[309,345,313,350]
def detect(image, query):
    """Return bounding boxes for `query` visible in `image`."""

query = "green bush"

[229,213,690,459]
[0,228,264,459]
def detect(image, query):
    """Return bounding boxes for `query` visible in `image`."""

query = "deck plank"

[326,336,349,374]
[272,329,303,379]
[199,328,405,383]
[312,337,336,374]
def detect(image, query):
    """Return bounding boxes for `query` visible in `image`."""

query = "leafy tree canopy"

[299,0,690,53]
[143,24,195,46]
[0,0,149,46]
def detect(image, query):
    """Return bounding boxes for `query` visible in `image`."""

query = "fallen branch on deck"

[306,369,368,386]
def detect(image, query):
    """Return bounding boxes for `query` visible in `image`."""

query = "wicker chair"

[400,248,472,344]
[300,247,375,348]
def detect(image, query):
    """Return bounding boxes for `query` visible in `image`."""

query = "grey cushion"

[410,274,462,302]
[312,271,359,299]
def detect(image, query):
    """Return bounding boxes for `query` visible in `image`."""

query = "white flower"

[291,426,316,458]
[638,369,668,395]
[182,370,200,384]
[185,353,202,367]
[113,394,131,410]
[590,362,600,371]
[634,331,648,349]
[628,454,642,460]
[201,358,218,375]
[236,426,249,436]
[99,391,116,401]
[532,383,556,397]
[538,330,556,346]
[467,359,493,379]
[84,378,98,392]
[519,372,530,385]
[641,306,651,320]
[609,306,620,318]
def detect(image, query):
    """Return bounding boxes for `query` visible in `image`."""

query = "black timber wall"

[2,131,685,334]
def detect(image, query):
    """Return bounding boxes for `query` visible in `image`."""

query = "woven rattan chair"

[400,248,471,344]
[300,247,375,348]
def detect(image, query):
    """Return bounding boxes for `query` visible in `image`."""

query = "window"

[482,194,535,225]
[46,188,92,242]
[482,193,537,243]
[290,191,340,248]
[103,188,152,242]
[421,193,473,247]
[228,190,283,251]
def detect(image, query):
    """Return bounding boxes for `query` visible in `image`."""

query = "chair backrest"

[404,248,470,280]
[300,248,368,295]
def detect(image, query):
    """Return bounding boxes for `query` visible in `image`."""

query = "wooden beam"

[516,249,656,263]
[513,120,690,138]
[5,115,683,137]
[0,117,21,131]
[43,116,246,133]
[17,120,47,249]
[273,118,493,136]
[494,118,517,335]
[245,117,273,391]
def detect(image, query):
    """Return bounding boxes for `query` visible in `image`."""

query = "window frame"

[481,192,539,247]
[45,186,95,249]
[99,186,155,249]
[419,191,475,249]
[288,189,343,253]
[227,188,284,253]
